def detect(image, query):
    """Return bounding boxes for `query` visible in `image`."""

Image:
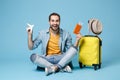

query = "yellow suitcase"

[78,35,102,70]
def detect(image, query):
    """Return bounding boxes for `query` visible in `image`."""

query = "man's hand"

[26,23,34,34]
[76,33,82,41]
[74,33,82,47]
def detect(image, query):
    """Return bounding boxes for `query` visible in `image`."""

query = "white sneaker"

[62,65,72,73]
[45,66,58,76]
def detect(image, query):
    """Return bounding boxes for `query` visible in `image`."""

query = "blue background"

[0,0,120,80]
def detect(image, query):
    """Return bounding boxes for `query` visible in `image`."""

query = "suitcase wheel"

[93,64,101,70]
[79,62,82,68]
[98,64,101,69]
[94,66,97,70]
[79,62,85,68]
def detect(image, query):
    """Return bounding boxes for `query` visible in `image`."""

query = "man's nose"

[53,21,57,24]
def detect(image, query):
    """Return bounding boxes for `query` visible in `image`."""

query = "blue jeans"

[30,46,77,69]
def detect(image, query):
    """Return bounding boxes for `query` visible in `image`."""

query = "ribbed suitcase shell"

[78,35,102,70]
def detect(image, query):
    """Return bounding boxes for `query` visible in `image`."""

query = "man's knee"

[30,53,38,63]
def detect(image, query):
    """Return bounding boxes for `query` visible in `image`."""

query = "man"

[27,12,82,76]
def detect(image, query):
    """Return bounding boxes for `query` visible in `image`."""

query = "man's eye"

[56,20,59,22]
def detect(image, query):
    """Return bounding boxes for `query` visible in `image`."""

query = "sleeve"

[32,32,42,49]
[65,32,72,50]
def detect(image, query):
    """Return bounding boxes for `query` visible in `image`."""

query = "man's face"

[49,15,60,31]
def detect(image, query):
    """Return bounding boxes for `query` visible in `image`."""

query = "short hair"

[49,12,60,21]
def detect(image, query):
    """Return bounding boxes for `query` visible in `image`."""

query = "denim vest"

[33,28,72,55]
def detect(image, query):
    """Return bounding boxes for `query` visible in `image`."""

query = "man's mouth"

[53,25,58,27]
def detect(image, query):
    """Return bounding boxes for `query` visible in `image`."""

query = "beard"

[50,24,59,31]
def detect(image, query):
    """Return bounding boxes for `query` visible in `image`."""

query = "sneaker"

[45,66,58,76]
[62,65,72,73]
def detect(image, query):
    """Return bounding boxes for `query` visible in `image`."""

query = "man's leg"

[30,53,54,68]
[30,53,59,76]
[57,46,77,69]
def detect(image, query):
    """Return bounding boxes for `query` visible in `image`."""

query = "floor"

[1,54,120,80]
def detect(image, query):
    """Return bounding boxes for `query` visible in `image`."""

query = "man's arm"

[26,25,34,50]
[28,31,34,50]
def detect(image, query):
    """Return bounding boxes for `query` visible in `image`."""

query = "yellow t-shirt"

[47,32,61,55]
